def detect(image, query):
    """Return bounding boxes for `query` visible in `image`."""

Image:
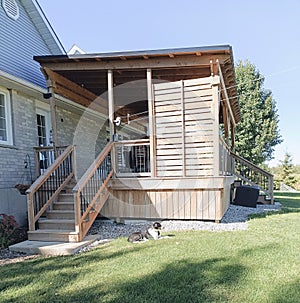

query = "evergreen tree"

[280,152,296,187]
[234,61,282,165]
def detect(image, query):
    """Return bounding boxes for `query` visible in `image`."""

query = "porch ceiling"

[35,45,240,122]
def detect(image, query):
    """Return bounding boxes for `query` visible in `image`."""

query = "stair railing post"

[74,190,82,241]
[269,176,274,204]
[27,193,35,231]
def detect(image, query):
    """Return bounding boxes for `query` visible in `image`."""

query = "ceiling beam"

[42,67,108,114]
[41,54,229,71]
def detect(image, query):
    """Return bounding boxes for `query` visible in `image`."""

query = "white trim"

[36,107,51,146]
[0,87,13,145]
[35,99,50,112]
[68,44,86,55]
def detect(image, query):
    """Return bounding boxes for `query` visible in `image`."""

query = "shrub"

[0,214,19,248]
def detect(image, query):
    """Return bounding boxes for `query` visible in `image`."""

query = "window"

[36,114,47,146]
[36,108,51,146]
[0,90,13,145]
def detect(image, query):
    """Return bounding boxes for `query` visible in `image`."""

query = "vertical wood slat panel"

[196,191,203,220]
[202,191,209,219]
[190,191,197,220]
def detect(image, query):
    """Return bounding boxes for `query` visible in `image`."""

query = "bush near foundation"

[0,214,19,248]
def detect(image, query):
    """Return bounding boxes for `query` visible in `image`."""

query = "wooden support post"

[108,70,115,141]
[108,70,116,174]
[231,123,235,150]
[222,101,229,144]
[180,80,186,177]
[216,60,236,129]
[73,191,81,239]
[147,69,156,177]
[48,79,58,157]
[212,76,220,176]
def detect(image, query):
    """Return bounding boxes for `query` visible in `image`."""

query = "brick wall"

[0,90,108,225]
[0,90,36,189]
[55,107,108,178]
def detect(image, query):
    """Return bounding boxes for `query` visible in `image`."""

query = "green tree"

[234,61,282,165]
[279,152,296,188]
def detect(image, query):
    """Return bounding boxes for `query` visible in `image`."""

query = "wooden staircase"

[28,180,79,242]
[27,142,114,243]
[230,152,274,204]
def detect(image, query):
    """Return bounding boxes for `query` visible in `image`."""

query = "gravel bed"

[87,203,282,239]
[0,203,281,264]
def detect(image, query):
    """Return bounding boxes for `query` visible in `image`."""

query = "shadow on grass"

[0,244,149,300]
[61,258,248,303]
[271,279,300,303]
[0,241,288,303]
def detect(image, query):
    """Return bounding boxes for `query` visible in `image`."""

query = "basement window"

[2,0,19,21]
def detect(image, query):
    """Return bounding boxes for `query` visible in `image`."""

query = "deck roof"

[34,45,240,122]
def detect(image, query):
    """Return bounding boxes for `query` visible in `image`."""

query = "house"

[0,0,64,225]
[26,45,273,242]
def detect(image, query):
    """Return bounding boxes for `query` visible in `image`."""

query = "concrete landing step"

[9,235,110,256]
[28,229,79,242]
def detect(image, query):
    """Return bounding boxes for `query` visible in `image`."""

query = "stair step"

[38,219,75,230]
[257,195,272,205]
[58,193,73,202]
[53,202,74,210]
[28,229,79,242]
[46,210,74,219]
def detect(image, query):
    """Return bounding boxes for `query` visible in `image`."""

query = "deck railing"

[114,139,151,177]
[27,145,75,231]
[230,151,274,203]
[73,141,113,241]
[219,137,234,176]
[34,146,67,177]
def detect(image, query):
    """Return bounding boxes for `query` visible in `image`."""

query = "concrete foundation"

[0,188,28,226]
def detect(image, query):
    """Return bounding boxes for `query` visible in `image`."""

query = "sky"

[37,0,300,166]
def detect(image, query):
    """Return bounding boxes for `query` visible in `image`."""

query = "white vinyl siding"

[0,89,12,145]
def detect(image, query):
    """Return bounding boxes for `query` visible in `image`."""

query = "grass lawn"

[1,192,299,303]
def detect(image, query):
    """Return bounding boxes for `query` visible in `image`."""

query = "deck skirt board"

[103,177,234,221]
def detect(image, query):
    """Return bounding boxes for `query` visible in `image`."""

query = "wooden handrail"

[219,136,230,152]
[114,138,150,146]
[27,145,75,231]
[114,139,151,176]
[33,145,68,177]
[73,141,114,192]
[219,136,233,176]
[230,150,274,203]
[230,151,273,178]
[73,141,114,241]
[27,145,74,194]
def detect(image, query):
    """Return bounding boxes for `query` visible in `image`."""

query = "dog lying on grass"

[128,222,162,243]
